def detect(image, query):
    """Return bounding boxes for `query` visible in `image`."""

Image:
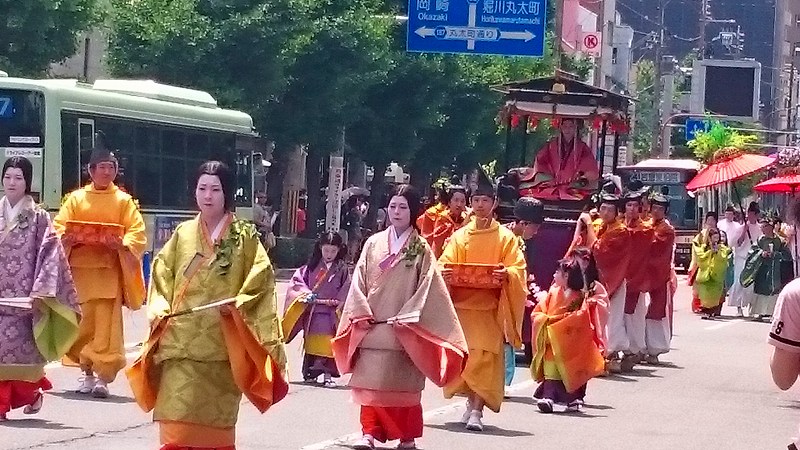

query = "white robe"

[728,222,763,308]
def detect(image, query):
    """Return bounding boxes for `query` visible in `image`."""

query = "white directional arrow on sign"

[499,30,535,42]
[415,27,435,38]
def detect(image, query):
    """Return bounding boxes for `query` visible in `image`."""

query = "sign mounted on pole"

[685,117,710,141]
[581,31,601,57]
[407,0,547,57]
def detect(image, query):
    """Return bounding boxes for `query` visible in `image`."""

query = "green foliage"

[687,120,758,163]
[631,60,655,162]
[0,0,102,76]
[107,0,565,225]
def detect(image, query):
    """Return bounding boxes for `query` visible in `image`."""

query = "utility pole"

[789,63,796,145]
[651,0,666,156]
[554,0,564,69]
[660,56,676,158]
[325,126,346,232]
[699,0,709,58]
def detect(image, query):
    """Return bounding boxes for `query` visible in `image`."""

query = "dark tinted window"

[60,113,251,209]
[0,90,44,146]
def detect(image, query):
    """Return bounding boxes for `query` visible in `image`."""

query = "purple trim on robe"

[0,207,78,366]
[286,263,351,341]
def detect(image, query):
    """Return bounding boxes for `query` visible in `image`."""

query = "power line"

[617,0,701,42]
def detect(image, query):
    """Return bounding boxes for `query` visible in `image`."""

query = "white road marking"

[704,319,745,331]
[300,379,536,450]
[44,342,143,370]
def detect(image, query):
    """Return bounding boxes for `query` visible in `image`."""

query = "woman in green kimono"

[693,228,732,320]
[741,217,793,321]
[128,161,288,450]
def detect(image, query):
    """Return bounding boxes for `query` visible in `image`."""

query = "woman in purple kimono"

[0,156,80,421]
[282,232,351,387]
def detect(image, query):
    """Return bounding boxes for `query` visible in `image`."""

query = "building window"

[612,47,618,64]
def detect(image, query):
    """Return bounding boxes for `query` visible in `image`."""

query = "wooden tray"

[444,263,503,289]
[65,220,124,246]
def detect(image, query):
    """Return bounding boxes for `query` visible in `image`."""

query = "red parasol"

[686,153,775,191]
[753,174,800,193]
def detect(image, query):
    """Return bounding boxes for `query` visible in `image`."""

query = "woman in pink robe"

[332,185,467,450]
[530,119,600,200]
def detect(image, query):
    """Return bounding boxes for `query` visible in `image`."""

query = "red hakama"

[360,405,424,443]
[0,377,51,415]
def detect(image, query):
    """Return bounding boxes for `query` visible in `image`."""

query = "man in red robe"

[529,119,600,200]
[582,194,633,372]
[642,194,676,364]
[621,190,654,364]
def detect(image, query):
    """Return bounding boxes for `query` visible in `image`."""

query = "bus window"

[1,90,45,195]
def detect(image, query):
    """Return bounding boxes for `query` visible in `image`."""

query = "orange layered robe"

[54,183,146,382]
[440,219,527,412]
[624,217,654,314]
[416,203,445,240]
[530,138,600,200]
[531,284,609,394]
[592,220,630,297]
[425,208,468,259]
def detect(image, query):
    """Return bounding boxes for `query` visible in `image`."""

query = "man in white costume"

[728,202,763,316]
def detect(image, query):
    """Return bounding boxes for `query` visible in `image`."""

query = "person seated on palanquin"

[522,118,600,201]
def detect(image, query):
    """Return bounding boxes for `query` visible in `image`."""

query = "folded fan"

[0,297,33,309]
[371,310,421,325]
[163,298,236,319]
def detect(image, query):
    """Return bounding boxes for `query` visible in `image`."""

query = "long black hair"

[195,161,235,211]
[392,184,422,232]
[567,246,600,287]
[306,231,347,276]
[557,258,586,292]
[2,156,33,195]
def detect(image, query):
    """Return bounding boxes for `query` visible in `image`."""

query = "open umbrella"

[686,153,775,191]
[341,186,370,202]
[686,150,775,243]
[755,174,800,277]
[754,174,800,193]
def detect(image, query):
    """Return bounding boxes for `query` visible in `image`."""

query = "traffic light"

[736,28,745,50]
[703,0,712,18]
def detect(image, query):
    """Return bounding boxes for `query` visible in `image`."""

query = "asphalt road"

[2,278,798,450]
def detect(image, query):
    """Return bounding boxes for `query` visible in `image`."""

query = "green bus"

[0,75,263,251]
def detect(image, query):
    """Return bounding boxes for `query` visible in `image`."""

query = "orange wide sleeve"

[593,223,630,295]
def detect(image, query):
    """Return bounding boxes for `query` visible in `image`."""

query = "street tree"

[0,0,101,76]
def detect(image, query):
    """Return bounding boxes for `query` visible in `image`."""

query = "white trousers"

[624,293,647,355]
[644,282,673,356]
[607,281,629,355]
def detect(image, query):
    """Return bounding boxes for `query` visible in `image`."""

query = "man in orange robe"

[417,185,447,238]
[621,191,654,363]
[529,119,600,200]
[642,194,676,364]
[582,194,633,372]
[440,171,527,432]
[54,147,146,398]
[425,185,469,258]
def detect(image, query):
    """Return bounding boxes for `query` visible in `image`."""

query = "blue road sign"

[407,0,547,57]
[685,118,709,141]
